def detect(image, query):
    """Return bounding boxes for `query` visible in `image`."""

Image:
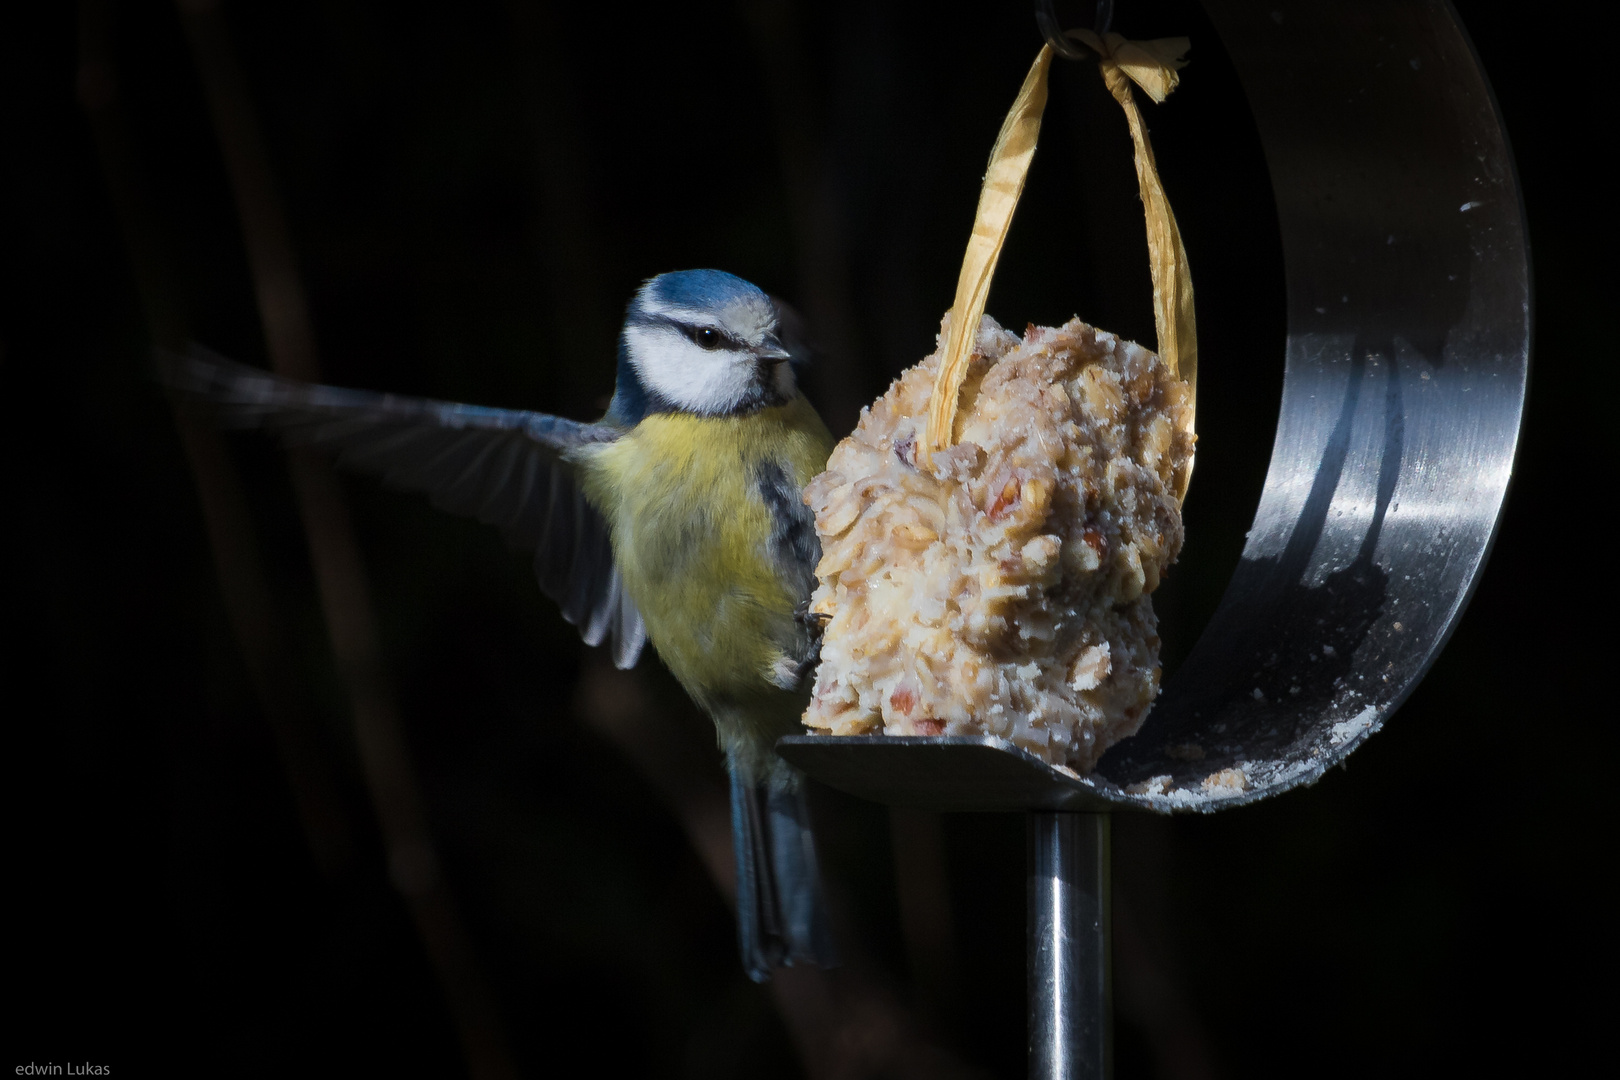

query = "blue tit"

[172,269,837,982]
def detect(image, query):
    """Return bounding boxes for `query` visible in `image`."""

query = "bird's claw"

[794,599,831,632]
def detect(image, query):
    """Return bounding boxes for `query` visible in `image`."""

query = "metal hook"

[1036,0,1115,62]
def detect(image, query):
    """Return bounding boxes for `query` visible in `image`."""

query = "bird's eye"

[694,327,723,350]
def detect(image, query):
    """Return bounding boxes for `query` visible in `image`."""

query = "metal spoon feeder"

[780,1,1530,1075]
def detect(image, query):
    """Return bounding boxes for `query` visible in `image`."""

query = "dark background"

[3,0,1609,1076]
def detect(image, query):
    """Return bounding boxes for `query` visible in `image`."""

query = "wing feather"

[168,346,646,668]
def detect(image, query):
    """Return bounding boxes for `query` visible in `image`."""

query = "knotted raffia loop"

[1100,60,1133,101]
[923,30,1198,501]
[1071,30,1190,105]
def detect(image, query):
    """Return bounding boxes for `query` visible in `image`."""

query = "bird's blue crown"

[643,269,769,314]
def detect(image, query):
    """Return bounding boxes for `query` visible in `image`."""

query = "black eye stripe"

[647,315,749,352]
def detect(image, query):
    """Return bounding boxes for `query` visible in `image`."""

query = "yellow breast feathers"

[572,398,834,709]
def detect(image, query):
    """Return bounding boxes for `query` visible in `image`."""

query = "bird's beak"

[752,335,792,363]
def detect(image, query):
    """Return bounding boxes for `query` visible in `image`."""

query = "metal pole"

[1028,811,1112,1080]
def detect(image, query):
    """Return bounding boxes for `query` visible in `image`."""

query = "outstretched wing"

[168,346,647,669]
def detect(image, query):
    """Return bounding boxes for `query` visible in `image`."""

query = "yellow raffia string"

[923,44,1053,463]
[1073,30,1197,500]
[925,31,1198,500]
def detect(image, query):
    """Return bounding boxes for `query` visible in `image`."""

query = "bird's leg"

[792,645,823,688]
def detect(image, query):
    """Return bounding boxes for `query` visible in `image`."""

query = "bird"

[169,269,838,981]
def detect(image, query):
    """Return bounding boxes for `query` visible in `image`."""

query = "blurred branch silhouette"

[505,0,617,384]
[76,0,353,876]
[738,0,867,437]
[170,1,517,1076]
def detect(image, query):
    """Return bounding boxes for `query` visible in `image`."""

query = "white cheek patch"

[626,324,754,415]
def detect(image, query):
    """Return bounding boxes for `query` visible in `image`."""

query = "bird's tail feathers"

[729,757,836,982]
